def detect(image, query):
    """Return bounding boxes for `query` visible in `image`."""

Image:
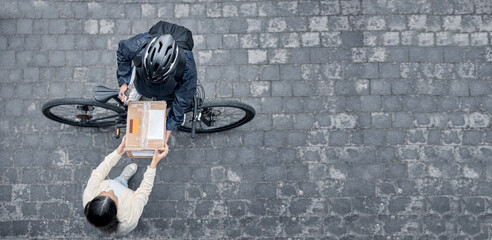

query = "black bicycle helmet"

[142,34,179,84]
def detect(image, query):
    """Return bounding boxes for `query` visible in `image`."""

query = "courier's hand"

[119,83,128,102]
[116,135,127,155]
[149,144,169,169]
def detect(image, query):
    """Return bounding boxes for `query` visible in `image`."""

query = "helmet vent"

[165,45,173,55]
[158,42,163,52]
[150,48,156,61]
[147,44,152,54]
[163,46,174,66]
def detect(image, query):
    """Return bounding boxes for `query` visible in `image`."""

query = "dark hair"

[84,196,119,234]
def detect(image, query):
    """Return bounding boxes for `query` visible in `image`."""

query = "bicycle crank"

[76,114,93,121]
[201,108,220,127]
[76,105,95,121]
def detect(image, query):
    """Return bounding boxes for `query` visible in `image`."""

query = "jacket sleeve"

[82,150,121,206]
[116,33,152,87]
[126,166,156,223]
[166,50,197,131]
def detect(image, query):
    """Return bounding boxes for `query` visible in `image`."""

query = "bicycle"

[41,85,256,139]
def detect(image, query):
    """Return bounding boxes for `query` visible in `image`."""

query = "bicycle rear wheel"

[178,100,255,133]
[42,98,126,128]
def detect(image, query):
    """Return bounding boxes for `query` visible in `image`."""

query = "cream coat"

[83,150,156,235]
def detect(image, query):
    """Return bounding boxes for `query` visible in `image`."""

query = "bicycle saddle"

[93,86,119,103]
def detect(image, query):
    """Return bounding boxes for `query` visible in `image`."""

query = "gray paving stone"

[372,113,391,129]
[363,130,385,145]
[2,0,492,239]
[379,147,398,163]
[284,17,306,33]
[286,131,307,147]
[334,80,356,96]
[341,31,364,47]
[49,19,66,35]
[391,79,413,95]
[0,185,12,202]
[462,130,482,145]
[485,130,492,145]
[460,97,481,112]
[462,197,485,214]
[370,79,391,95]
[292,82,314,97]
[344,96,360,112]
[357,112,372,129]
[328,131,348,146]
[344,63,379,79]
[38,202,70,219]
[408,129,427,144]
[360,96,381,111]
[470,81,490,96]
[350,163,385,180]
[222,34,238,49]
[259,65,279,81]
[205,34,222,49]
[297,1,319,16]
[426,129,441,145]
[437,96,459,112]
[293,113,314,130]
[381,96,401,112]
[6,36,23,51]
[341,181,375,197]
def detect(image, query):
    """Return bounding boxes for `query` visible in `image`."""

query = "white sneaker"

[119,163,138,181]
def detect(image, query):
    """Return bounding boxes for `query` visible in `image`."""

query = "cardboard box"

[125,101,166,158]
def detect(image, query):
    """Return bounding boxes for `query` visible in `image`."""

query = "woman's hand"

[116,135,127,155]
[166,130,172,144]
[149,144,169,169]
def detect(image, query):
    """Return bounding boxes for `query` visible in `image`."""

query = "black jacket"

[116,23,197,131]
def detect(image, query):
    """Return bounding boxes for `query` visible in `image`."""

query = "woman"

[83,136,168,235]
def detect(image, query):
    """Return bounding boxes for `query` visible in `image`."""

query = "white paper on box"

[147,110,165,139]
[129,150,154,157]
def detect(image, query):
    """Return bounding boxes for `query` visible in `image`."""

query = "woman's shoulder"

[116,189,136,211]
[82,180,112,206]
[115,190,139,235]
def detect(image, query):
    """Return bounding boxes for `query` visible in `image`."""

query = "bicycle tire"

[42,98,126,128]
[178,100,255,133]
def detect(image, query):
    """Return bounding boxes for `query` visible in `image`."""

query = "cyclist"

[83,136,169,235]
[116,21,197,144]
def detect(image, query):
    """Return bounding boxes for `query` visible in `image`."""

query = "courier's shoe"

[119,163,138,181]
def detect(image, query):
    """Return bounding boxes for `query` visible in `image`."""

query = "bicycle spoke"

[193,106,246,129]
[50,104,121,123]
[177,100,255,133]
[43,98,127,128]
[87,113,126,122]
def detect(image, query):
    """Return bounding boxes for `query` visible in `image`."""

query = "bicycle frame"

[111,95,128,139]
[191,94,198,138]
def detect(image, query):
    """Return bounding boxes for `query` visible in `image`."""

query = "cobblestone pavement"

[1,0,492,239]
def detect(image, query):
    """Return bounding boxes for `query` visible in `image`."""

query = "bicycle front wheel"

[178,100,255,133]
[42,98,126,128]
